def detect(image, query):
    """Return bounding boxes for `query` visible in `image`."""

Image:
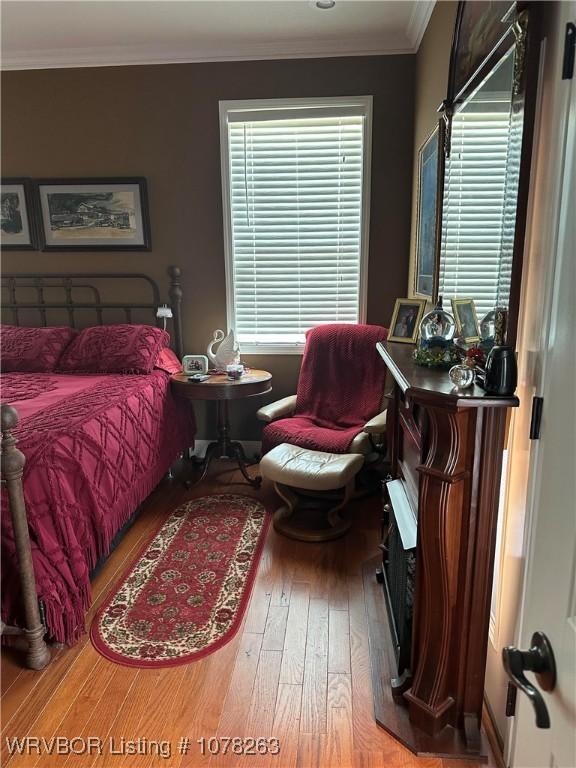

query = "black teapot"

[482,345,517,396]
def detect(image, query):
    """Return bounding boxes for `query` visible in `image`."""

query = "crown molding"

[1,36,418,72]
[406,1,436,51]
[1,2,437,72]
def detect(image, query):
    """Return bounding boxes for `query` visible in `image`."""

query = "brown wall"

[1,55,415,440]
[407,1,458,302]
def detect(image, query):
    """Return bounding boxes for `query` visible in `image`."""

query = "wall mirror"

[437,1,539,346]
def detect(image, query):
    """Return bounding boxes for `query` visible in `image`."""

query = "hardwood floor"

[1,461,496,768]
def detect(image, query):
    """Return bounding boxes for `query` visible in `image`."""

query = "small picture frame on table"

[388,298,427,344]
[1,178,39,250]
[182,355,209,375]
[452,298,481,343]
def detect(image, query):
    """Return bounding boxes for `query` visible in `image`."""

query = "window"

[438,103,517,319]
[220,97,372,354]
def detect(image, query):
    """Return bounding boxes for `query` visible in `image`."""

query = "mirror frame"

[436,1,542,346]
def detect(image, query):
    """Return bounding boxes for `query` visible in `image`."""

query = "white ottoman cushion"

[260,443,364,492]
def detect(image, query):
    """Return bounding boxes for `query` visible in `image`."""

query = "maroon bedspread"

[1,371,194,645]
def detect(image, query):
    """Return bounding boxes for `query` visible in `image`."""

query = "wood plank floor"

[1,461,496,768]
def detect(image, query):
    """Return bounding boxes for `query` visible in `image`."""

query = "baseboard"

[482,698,506,768]
[192,439,262,460]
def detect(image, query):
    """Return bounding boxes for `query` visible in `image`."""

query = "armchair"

[257,324,389,455]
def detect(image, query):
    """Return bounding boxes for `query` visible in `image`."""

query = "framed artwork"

[36,177,151,251]
[449,1,516,102]
[452,298,481,343]
[388,298,426,344]
[414,124,444,299]
[1,178,38,250]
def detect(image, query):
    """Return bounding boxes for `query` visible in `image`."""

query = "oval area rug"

[91,494,270,667]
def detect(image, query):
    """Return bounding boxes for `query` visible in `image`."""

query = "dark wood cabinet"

[367,342,518,759]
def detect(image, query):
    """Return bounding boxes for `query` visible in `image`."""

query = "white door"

[484,1,575,750]
[506,4,576,766]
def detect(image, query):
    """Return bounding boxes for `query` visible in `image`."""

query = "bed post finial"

[168,265,184,360]
[1,403,19,433]
[0,404,51,670]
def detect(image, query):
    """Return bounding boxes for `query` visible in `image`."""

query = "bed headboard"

[1,265,184,359]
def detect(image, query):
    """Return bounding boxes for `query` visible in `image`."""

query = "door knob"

[502,631,556,728]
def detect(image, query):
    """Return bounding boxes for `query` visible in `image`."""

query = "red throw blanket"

[262,324,388,454]
[1,371,194,645]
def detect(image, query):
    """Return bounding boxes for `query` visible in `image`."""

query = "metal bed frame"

[0,265,185,668]
[1,265,184,359]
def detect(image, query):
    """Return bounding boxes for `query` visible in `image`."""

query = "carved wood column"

[457,406,508,748]
[404,401,474,735]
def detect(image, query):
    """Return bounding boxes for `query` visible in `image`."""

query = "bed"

[0,268,194,666]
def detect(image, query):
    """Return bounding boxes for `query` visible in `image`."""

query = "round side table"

[171,370,272,488]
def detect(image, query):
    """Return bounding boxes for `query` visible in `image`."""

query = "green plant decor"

[413,345,464,370]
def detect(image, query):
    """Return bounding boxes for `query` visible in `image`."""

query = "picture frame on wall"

[452,297,481,343]
[36,177,151,251]
[388,298,426,344]
[449,1,516,103]
[414,124,444,299]
[1,178,39,251]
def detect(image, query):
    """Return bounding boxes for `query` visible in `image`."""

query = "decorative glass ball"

[449,363,475,389]
[419,297,456,344]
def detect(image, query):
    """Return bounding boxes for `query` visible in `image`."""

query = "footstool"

[259,443,364,542]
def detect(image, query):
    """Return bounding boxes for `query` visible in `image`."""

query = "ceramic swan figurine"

[207,329,240,369]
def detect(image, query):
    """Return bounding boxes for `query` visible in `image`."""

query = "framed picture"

[388,298,426,344]
[449,1,516,102]
[1,178,38,250]
[182,355,209,375]
[414,123,444,299]
[36,177,151,251]
[452,298,481,343]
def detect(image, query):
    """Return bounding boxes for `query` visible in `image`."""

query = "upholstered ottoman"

[260,443,364,542]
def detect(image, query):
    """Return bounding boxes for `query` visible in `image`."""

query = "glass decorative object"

[449,361,475,389]
[480,309,496,341]
[419,296,456,345]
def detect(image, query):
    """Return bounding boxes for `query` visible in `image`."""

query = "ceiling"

[1,0,435,71]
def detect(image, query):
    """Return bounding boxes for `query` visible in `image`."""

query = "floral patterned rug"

[90,494,270,667]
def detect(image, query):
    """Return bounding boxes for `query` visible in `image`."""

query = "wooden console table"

[368,342,518,759]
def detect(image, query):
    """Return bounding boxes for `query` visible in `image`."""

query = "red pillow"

[58,324,170,374]
[154,346,182,374]
[1,325,78,372]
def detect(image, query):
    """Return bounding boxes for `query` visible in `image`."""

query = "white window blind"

[220,99,371,353]
[438,108,514,318]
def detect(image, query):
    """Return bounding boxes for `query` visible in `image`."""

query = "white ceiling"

[1,0,435,71]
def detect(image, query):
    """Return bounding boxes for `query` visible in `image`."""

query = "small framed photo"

[1,178,38,250]
[388,298,427,344]
[36,177,151,251]
[452,298,481,343]
[182,355,209,375]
